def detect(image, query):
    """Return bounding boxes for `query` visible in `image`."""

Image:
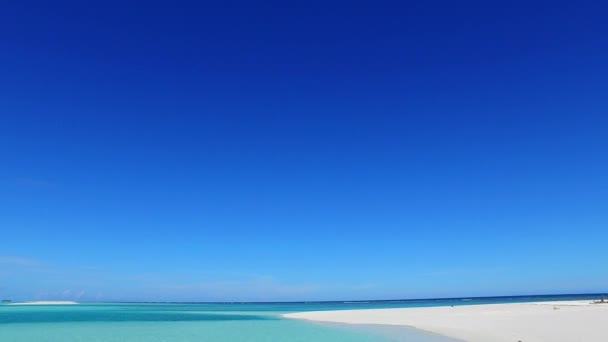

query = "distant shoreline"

[8,301,78,305]
[3,293,605,305]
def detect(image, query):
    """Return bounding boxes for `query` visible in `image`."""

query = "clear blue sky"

[1,1,607,302]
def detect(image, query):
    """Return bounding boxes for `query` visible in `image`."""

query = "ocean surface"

[0,294,601,341]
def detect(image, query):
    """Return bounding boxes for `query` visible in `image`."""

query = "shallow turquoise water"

[0,295,599,341]
[0,303,450,341]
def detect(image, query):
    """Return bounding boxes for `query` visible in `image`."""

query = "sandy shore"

[284,301,608,342]
[8,301,78,305]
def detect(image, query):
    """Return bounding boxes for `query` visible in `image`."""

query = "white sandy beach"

[8,301,78,305]
[284,301,608,342]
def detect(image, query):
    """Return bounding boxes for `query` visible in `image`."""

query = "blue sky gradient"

[1,1,607,302]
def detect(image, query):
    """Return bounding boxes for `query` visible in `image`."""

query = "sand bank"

[284,301,608,342]
[8,301,78,305]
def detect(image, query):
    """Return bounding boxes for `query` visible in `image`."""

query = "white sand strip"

[8,301,78,305]
[284,301,608,342]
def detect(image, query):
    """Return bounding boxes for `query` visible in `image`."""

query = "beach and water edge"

[2,294,606,341]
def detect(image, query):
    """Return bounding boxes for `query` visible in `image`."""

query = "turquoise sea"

[0,294,600,341]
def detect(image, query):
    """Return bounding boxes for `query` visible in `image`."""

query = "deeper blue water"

[0,294,600,341]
